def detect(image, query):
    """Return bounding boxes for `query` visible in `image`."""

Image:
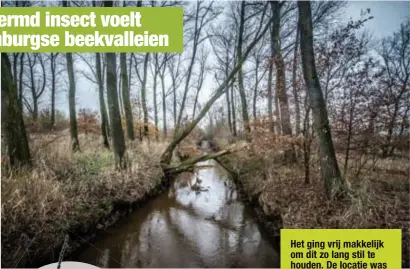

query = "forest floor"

[219,140,410,268]
[1,132,166,268]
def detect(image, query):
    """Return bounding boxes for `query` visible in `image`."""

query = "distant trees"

[176,1,219,132]
[377,19,410,158]
[209,16,237,136]
[160,3,273,167]
[133,52,150,139]
[2,0,408,194]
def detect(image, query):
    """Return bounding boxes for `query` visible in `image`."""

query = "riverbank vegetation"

[1,131,165,267]
[2,0,409,268]
[218,127,409,267]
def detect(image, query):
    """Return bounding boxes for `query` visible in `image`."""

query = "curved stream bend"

[74,160,280,268]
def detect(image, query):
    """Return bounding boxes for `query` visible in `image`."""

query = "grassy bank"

[1,132,165,268]
[219,141,410,268]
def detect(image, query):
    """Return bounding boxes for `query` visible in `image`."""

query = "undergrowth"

[1,132,165,268]
[224,138,410,268]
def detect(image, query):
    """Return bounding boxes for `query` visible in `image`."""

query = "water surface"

[74,160,279,268]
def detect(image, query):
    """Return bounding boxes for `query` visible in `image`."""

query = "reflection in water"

[74,160,279,268]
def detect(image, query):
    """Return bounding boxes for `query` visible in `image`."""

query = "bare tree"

[62,0,80,151]
[24,53,47,120]
[167,54,184,129]
[49,52,60,129]
[378,19,410,157]
[133,52,150,139]
[270,1,293,139]
[250,44,267,121]
[76,50,111,148]
[298,1,343,198]
[18,53,25,109]
[151,53,160,141]
[209,20,237,135]
[176,1,220,131]
[267,9,275,133]
[192,47,208,119]
[121,53,135,141]
[96,52,110,148]
[236,1,251,136]
[158,53,172,139]
[105,0,127,168]
[291,22,301,135]
[161,6,273,169]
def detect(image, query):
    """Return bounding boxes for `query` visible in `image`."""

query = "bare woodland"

[1,0,409,268]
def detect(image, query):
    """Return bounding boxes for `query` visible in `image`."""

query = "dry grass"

[1,132,166,268]
[226,142,410,267]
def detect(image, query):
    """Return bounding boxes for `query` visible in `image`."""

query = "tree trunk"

[128,53,132,97]
[117,65,124,117]
[172,74,177,130]
[28,54,38,120]
[271,1,292,137]
[96,52,110,148]
[292,24,301,135]
[267,22,275,133]
[153,54,159,141]
[343,93,355,175]
[141,53,150,139]
[271,1,295,162]
[106,51,127,169]
[252,59,259,120]
[303,106,311,184]
[1,53,31,167]
[66,52,80,151]
[18,53,24,109]
[63,0,80,151]
[231,82,237,136]
[192,56,205,119]
[275,95,281,134]
[236,1,251,136]
[298,1,344,198]
[176,2,200,131]
[225,59,233,133]
[120,53,135,140]
[160,70,167,139]
[192,90,200,119]
[50,53,58,130]
[383,97,402,157]
[12,53,18,87]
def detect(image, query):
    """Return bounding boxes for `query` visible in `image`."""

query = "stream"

[73,159,280,268]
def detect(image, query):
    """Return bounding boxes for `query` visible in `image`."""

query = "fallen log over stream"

[164,144,246,175]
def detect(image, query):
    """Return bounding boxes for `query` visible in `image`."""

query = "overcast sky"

[52,1,410,125]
